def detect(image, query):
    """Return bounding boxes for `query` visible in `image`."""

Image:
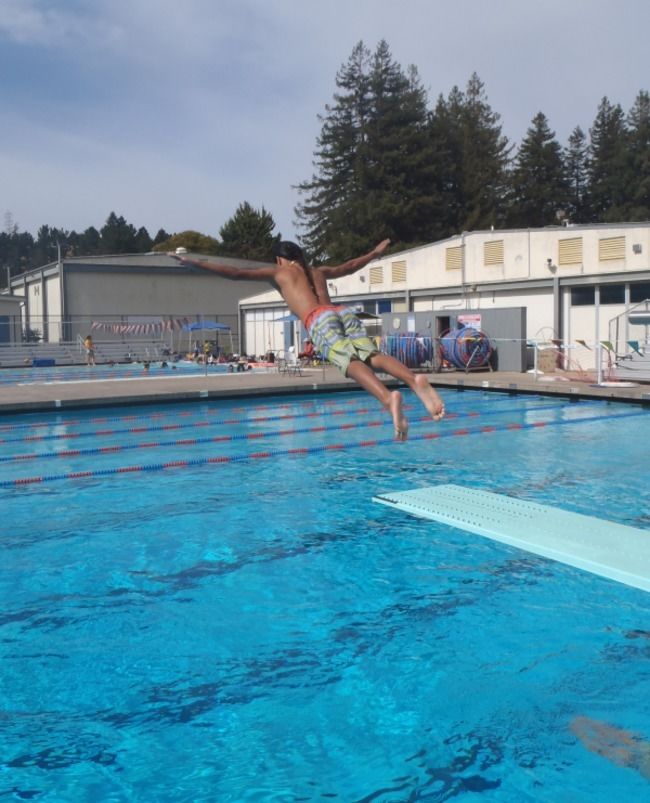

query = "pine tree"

[295,41,372,261]
[218,202,278,261]
[507,112,568,228]
[363,44,437,249]
[563,126,590,223]
[77,226,102,255]
[458,73,511,231]
[152,228,171,247]
[588,97,629,221]
[132,227,151,253]
[100,212,138,254]
[295,40,435,261]
[626,90,650,220]
[427,88,466,238]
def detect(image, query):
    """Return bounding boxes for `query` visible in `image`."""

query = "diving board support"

[373,484,650,593]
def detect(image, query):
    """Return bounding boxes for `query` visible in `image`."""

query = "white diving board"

[373,484,650,593]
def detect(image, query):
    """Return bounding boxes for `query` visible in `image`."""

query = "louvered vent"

[484,240,504,265]
[599,236,625,261]
[391,260,407,282]
[369,265,384,285]
[446,246,463,270]
[558,237,583,265]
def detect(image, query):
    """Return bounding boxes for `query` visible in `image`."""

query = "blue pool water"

[0,360,268,386]
[1,389,650,801]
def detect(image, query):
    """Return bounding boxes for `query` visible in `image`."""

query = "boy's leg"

[346,359,408,440]
[368,352,445,421]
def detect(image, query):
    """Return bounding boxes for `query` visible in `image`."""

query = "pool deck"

[1,364,649,415]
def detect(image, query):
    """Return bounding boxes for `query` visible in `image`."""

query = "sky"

[1,0,648,244]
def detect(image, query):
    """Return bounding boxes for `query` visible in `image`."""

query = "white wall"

[322,224,649,359]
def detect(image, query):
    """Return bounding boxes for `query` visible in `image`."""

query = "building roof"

[9,252,273,282]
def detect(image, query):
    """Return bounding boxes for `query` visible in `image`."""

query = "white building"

[240,223,650,371]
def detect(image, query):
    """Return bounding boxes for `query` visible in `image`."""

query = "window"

[445,245,463,271]
[558,237,583,266]
[571,287,595,306]
[599,236,625,261]
[600,284,624,304]
[369,265,384,285]
[483,240,504,266]
[630,282,650,303]
[377,299,392,313]
[391,260,407,282]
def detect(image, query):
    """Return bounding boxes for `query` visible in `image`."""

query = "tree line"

[0,202,278,289]
[296,41,649,261]
[2,39,648,281]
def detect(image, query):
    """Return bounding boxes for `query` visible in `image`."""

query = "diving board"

[373,484,650,593]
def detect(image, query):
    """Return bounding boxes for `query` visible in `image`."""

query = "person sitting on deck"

[299,338,315,362]
[169,239,445,439]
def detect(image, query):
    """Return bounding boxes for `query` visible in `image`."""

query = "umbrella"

[275,313,300,322]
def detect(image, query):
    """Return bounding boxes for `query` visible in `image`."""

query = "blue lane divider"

[0,408,646,490]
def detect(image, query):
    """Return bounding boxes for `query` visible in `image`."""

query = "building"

[0,293,23,344]
[240,222,650,371]
[5,252,271,350]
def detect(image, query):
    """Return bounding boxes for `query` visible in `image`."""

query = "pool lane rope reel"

[440,326,492,370]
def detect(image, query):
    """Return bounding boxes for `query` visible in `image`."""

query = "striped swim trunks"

[303,306,379,375]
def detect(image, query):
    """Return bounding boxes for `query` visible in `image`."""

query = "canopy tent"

[182,321,231,332]
[182,320,233,355]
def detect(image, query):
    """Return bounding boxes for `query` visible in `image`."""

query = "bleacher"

[0,339,167,368]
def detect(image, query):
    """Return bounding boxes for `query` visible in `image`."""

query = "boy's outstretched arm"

[318,239,390,279]
[168,252,277,281]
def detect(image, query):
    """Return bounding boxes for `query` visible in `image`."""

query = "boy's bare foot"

[413,374,445,421]
[388,390,408,441]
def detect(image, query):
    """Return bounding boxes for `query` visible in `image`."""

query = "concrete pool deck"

[1,364,649,415]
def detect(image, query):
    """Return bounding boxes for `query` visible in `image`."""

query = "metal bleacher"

[0,339,165,368]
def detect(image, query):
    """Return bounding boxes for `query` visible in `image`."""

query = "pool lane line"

[0,394,372,434]
[0,399,581,448]
[0,404,380,445]
[1,408,646,489]
[0,384,568,434]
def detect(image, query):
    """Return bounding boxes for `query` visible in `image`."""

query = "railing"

[607,298,650,358]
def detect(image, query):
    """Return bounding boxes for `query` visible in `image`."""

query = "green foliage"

[296,40,437,262]
[430,75,511,235]
[588,97,630,222]
[151,230,221,255]
[218,202,278,261]
[507,112,568,228]
[563,126,590,223]
[100,212,139,253]
[626,90,650,220]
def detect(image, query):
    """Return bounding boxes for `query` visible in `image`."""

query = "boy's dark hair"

[272,241,306,267]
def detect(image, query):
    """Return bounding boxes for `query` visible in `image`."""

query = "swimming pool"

[0,360,271,387]
[2,389,649,801]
